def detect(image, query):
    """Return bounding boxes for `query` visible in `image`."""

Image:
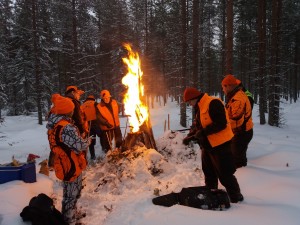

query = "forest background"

[0,0,299,128]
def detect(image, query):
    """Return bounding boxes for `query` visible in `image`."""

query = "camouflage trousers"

[62,174,83,225]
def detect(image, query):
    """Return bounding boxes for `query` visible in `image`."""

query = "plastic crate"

[0,163,36,184]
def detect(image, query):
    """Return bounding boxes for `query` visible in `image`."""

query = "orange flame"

[122,43,148,133]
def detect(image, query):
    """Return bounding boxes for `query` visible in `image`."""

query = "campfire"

[121,44,156,151]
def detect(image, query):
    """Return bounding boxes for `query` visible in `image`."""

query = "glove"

[182,135,195,145]
[186,129,196,137]
[81,132,87,138]
[194,130,205,145]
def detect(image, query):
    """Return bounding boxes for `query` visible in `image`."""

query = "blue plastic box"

[0,163,36,184]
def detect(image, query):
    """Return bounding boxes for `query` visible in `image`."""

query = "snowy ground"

[0,99,300,225]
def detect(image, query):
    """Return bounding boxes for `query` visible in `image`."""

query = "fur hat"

[51,94,75,114]
[183,87,201,102]
[65,85,84,95]
[100,90,111,99]
[222,74,237,86]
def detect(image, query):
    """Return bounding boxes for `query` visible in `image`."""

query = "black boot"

[229,193,244,203]
[89,147,96,160]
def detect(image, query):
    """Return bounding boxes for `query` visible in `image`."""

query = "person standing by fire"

[47,93,90,225]
[96,89,122,153]
[81,95,102,160]
[221,74,253,168]
[48,86,86,168]
[182,87,244,203]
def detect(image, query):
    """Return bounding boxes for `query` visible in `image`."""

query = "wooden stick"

[106,131,113,150]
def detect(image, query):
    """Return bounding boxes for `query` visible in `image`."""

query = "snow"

[1,99,300,225]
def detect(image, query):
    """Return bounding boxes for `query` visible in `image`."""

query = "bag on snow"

[20,193,67,225]
[152,186,230,210]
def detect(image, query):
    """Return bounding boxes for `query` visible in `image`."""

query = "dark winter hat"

[222,74,237,86]
[51,93,75,114]
[183,87,201,102]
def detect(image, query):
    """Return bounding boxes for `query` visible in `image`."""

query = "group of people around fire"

[46,73,253,225]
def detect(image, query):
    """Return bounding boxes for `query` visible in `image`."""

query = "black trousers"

[201,141,241,199]
[99,126,122,153]
[231,129,253,168]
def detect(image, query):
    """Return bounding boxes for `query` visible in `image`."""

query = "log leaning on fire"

[121,117,157,151]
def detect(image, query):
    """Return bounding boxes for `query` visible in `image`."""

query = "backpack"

[20,193,67,225]
[152,186,230,210]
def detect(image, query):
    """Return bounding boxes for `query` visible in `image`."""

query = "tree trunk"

[192,0,199,87]
[220,0,226,99]
[180,0,187,127]
[225,0,233,75]
[32,0,43,125]
[71,0,78,81]
[199,0,204,87]
[268,0,282,127]
[293,30,299,103]
[257,0,266,125]
[207,8,212,94]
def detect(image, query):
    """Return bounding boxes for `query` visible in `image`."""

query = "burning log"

[122,117,157,151]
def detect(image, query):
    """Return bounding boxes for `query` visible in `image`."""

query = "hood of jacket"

[46,113,72,130]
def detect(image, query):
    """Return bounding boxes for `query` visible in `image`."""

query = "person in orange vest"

[48,86,86,168]
[96,90,122,153]
[81,95,102,160]
[222,74,254,168]
[182,87,243,203]
[65,85,86,136]
[46,94,90,225]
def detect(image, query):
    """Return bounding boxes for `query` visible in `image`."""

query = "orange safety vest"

[81,100,97,121]
[96,99,120,130]
[198,93,234,147]
[226,89,253,133]
[48,120,87,181]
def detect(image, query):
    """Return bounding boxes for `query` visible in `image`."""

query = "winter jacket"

[81,99,97,121]
[225,87,253,134]
[96,99,120,130]
[196,93,234,148]
[47,114,88,181]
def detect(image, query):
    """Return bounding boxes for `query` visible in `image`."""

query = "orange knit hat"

[183,87,201,102]
[222,74,237,86]
[51,94,75,114]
